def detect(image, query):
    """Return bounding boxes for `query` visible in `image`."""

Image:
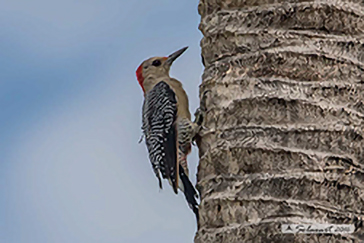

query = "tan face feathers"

[136,47,188,92]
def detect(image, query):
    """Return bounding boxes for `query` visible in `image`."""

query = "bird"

[136,47,201,221]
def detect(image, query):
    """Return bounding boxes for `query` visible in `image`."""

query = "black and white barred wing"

[142,81,178,194]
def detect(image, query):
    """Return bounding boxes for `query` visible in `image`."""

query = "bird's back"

[165,78,191,120]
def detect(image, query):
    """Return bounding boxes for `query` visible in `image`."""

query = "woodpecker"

[136,47,200,221]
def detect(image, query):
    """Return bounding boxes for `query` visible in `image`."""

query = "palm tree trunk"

[195,0,364,242]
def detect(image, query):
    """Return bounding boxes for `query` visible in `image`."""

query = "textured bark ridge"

[196,0,364,242]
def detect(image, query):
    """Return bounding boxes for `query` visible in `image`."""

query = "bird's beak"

[165,47,188,66]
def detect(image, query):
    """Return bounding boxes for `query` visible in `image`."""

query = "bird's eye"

[152,60,161,66]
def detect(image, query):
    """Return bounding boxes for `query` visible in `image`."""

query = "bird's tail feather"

[179,164,199,222]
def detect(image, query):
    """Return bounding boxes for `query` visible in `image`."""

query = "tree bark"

[195,0,364,242]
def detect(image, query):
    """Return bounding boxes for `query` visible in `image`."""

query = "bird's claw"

[193,108,204,126]
[192,89,211,144]
[194,89,211,125]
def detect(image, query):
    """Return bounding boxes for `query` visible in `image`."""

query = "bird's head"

[136,46,188,92]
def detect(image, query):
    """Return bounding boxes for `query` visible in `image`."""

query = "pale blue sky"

[1,1,203,242]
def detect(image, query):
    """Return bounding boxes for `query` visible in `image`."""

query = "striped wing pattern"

[142,81,178,193]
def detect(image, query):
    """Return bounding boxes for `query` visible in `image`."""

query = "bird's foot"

[192,90,211,144]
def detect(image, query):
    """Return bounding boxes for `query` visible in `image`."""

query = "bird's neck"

[143,74,171,93]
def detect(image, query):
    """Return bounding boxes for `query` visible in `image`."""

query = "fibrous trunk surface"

[196,0,364,242]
